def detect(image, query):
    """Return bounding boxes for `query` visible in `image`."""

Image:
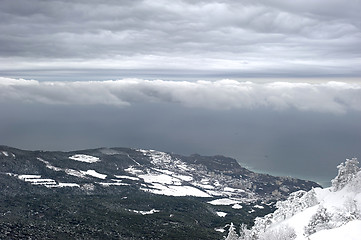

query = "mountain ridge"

[0,145,319,200]
[0,145,320,239]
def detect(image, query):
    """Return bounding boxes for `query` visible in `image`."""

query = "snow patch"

[98,182,130,186]
[81,170,107,179]
[130,209,160,215]
[254,204,264,209]
[1,151,9,156]
[216,211,227,217]
[232,204,243,209]
[69,154,100,163]
[215,227,226,233]
[26,178,56,185]
[224,187,236,192]
[125,166,143,175]
[18,175,41,180]
[17,174,60,187]
[138,149,172,165]
[208,198,241,206]
[65,169,86,178]
[139,173,181,185]
[37,158,62,171]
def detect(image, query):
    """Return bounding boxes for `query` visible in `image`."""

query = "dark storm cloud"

[0,0,360,77]
[1,77,361,114]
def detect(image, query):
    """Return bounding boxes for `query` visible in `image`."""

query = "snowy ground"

[129,209,160,215]
[80,170,107,179]
[310,220,361,240]
[69,154,100,163]
[230,158,361,240]
[131,149,256,200]
[208,198,242,206]
[216,211,228,217]
[17,174,80,188]
[8,149,269,217]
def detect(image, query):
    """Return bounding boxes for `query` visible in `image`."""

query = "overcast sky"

[1,0,361,185]
[1,0,361,79]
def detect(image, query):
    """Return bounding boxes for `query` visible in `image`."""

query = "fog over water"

[1,81,360,186]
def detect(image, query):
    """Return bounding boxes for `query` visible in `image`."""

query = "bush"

[304,207,333,236]
[259,225,296,240]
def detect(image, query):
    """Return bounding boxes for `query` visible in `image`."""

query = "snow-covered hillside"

[0,145,324,239]
[225,158,361,240]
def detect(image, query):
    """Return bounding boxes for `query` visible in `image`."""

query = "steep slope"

[230,158,361,240]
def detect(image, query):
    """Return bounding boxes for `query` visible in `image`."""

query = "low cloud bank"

[1,77,360,114]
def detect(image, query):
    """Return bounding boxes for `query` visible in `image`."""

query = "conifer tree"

[225,222,239,240]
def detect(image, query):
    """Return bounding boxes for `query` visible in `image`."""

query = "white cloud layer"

[1,77,360,114]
